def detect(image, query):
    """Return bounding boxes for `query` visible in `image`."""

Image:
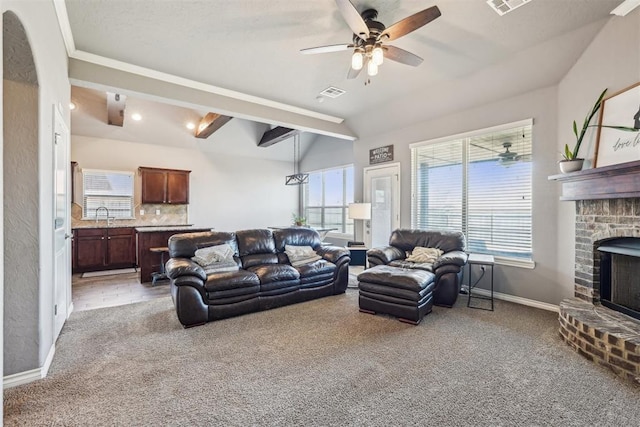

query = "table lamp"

[348,202,371,246]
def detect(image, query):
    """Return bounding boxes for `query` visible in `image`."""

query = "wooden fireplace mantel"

[548,160,640,201]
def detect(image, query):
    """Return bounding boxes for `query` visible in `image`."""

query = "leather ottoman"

[357,265,436,325]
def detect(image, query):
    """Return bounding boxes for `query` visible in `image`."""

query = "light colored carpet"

[4,291,640,426]
[81,268,137,278]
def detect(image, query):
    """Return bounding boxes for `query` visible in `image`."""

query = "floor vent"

[319,86,346,98]
[487,0,531,16]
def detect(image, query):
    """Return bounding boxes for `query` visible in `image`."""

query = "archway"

[3,10,40,377]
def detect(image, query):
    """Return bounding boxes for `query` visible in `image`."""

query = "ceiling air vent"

[319,86,346,98]
[487,0,531,16]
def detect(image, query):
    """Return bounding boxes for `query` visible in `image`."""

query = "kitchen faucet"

[95,206,114,227]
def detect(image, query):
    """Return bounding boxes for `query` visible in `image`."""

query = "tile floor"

[72,271,170,312]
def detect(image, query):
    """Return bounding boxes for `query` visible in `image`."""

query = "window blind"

[411,121,532,261]
[82,169,134,219]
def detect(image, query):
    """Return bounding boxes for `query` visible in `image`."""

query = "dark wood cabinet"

[73,227,136,273]
[139,167,190,204]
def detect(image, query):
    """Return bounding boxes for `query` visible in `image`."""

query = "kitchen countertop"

[72,224,196,230]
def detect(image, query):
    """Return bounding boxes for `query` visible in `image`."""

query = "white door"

[363,163,400,249]
[53,108,71,338]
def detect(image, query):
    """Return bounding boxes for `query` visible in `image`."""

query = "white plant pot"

[558,158,584,173]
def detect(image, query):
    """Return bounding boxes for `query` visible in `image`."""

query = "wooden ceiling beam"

[258,126,299,147]
[106,92,126,127]
[195,112,233,139]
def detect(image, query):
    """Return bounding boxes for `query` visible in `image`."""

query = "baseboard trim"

[469,288,559,313]
[3,343,56,389]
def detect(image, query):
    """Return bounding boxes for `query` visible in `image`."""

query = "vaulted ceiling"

[63,0,623,150]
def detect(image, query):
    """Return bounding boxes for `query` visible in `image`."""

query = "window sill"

[493,256,535,269]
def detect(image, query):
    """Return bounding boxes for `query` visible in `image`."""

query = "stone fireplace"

[550,162,640,386]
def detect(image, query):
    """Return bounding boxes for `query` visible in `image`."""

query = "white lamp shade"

[348,203,371,220]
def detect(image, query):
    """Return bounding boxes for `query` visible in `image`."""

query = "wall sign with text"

[595,81,640,168]
[369,145,394,164]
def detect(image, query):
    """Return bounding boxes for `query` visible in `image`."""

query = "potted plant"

[291,213,306,227]
[561,88,638,173]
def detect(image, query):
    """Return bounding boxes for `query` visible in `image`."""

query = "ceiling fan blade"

[335,0,369,40]
[300,44,354,54]
[380,6,441,42]
[347,57,367,79]
[383,45,423,67]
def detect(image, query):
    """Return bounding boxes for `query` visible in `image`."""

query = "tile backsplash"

[71,203,188,228]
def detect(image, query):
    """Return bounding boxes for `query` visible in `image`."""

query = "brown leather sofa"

[165,228,350,327]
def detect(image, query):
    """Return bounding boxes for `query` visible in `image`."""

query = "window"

[82,169,135,219]
[411,119,533,264]
[303,165,354,234]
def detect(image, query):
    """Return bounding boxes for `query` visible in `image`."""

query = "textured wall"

[3,79,39,374]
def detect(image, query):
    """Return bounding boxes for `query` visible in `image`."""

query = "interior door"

[363,163,400,249]
[53,108,71,338]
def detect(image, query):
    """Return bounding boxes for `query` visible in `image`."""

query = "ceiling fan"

[497,142,530,165]
[300,0,441,79]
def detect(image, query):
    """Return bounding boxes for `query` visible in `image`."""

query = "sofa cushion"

[236,229,276,256]
[204,270,260,292]
[169,231,237,258]
[273,228,321,251]
[295,259,336,279]
[388,229,466,253]
[247,264,300,284]
[357,265,435,293]
[389,260,434,272]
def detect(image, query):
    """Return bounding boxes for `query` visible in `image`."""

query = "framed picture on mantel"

[594,81,640,168]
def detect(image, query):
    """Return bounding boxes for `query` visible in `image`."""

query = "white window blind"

[303,165,354,234]
[82,169,134,219]
[411,120,533,261]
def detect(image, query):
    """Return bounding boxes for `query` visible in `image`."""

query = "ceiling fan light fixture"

[351,49,364,70]
[372,45,384,66]
[367,60,378,76]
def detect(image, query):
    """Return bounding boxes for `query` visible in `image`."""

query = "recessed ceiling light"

[69,102,77,111]
[186,122,196,130]
[131,113,142,121]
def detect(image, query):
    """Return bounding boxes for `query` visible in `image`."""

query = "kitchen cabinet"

[136,227,212,283]
[73,227,136,273]
[139,167,190,204]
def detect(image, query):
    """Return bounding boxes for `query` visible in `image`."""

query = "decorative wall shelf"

[548,160,640,201]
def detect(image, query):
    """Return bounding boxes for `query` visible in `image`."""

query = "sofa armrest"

[367,246,405,265]
[433,250,468,270]
[166,258,207,282]
[316,245,350,264]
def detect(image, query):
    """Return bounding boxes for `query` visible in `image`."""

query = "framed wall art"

[594,82,640,167]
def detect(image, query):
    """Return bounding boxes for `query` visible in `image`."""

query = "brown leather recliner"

[366,229,468,307]
[165,228,350,327]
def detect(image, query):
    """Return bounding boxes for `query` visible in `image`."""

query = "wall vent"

[487,0,531,16]
[319,86,346,98]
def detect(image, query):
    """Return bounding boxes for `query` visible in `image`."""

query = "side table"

[467,253,494,311]
[348,246,368,267]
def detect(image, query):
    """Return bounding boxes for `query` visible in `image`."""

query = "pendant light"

[285,133,309,185]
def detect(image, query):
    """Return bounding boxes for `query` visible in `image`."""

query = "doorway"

[363,163,400,248]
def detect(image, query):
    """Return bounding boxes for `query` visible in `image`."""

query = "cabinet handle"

[108,237,111,240]
[101,237,105,240]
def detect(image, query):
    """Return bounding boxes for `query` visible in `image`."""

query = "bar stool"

[149,246,170,285]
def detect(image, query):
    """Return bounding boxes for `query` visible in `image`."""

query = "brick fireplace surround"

[551,161,640,386]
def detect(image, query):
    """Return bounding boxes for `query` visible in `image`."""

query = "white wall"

[556,9,640,296]
[2,0,71,377]
[71,136,299,231]
[299,134,354,173]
